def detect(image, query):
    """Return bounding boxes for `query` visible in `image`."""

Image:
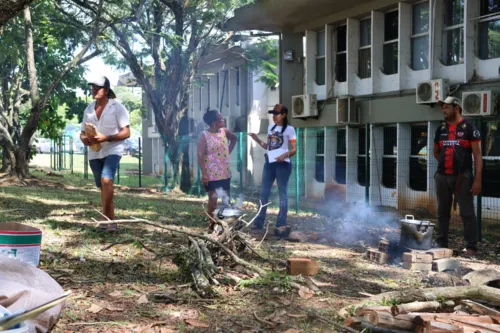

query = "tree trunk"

[165,136,192,193]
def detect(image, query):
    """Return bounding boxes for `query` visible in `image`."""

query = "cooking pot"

[214,206,245,224]
[399,215,435,250]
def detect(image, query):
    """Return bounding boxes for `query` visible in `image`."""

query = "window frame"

[335,128,347,184]
[315,128,325,183]
[383,9,399,75]
[382,125,397,189]
[315,30,326,86]
[357,127,367,186]
[411,1,430,71]
[359,17,372,79]
[478,0,500,60]
[409,123,428,192]
[335,25,347,83]
[216,73,220,108]
[207,77,211,108]
[235,67,240,106]
[442,0,464,65]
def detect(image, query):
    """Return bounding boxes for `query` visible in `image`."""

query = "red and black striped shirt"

[433,119,481,175]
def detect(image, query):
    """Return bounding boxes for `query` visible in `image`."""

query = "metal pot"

[214,206,245,224]
[399,215,435,250]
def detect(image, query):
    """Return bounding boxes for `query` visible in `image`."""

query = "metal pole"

[70,137,74,174]
[138,138,142,188]
[476,119,484,241]
[238,132,243,195]
[365,123,370,204]
[50,141,53,170]
[295,128,300,214]
[164,137,169,193]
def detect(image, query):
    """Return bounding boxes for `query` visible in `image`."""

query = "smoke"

[324,199,401,246]
[214,187,244,208]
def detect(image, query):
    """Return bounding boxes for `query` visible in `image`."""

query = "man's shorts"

[89,154,121,188]
[205,178,231,194]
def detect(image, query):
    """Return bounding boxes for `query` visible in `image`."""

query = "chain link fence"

[30,121,500,237]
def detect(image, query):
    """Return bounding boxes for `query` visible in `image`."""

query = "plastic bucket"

[0,223,42,266]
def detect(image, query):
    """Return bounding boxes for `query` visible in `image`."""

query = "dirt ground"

[1,170,499,333]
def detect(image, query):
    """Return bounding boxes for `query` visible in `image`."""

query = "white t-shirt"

[266,124,297,163]
[80,99,130,160]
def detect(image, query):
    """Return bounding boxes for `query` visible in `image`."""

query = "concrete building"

[223,0,500,220]
[140,44,280,187]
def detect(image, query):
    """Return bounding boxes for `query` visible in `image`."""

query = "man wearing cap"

[433,96,483,256]
[80,76,130,231]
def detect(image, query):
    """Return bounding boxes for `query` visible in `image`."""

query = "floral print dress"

[203,129,232,181]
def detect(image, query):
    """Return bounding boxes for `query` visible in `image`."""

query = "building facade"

[224,0,500,220]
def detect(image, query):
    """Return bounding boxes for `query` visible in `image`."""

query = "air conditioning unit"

[462,91,496,116]
[416,79,449,104]
[337,96,359,124]
[292,94,318,118]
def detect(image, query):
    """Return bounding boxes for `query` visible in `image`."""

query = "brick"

[432,258,460,272]
[403,252,433,264]
[378,240,390,254]
[366,248,390,264]
[403,262,432,271]
[425,248,453,260]
[287,258,319,276]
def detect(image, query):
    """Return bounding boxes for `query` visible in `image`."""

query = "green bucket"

[0,223,42,266]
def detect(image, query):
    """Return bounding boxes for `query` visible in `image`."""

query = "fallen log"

[461,300,500,317]
[345,315,370,327]
[369,312,416,331]
[463,270,500,288]
[356,306,392,316]
[339,286,500,317]
[422,321,462,333]
[412,314,497,326]
[392,301,455,315]
[361,323,415,333]
[433,319,500,333]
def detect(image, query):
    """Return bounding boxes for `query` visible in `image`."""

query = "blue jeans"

[89,155,121,188]
[254,156,292,228]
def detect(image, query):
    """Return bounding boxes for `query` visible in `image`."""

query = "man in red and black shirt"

[433,96,483,257]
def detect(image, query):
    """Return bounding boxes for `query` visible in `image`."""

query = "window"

[412,2,430,70]
[315,129,325,182]
[336,25,347,82]
[383,126,397,189]
[236,67,240,106]
[478,0,500,59]
[383,11,398,75]
[483,121,500,197]
[316,31,326,85]
[359,19,372,79]
[216,73,220,108]
[409,124,428,191]
[358,128,367,186]
[443,0,464,65]
[336,128,346,184]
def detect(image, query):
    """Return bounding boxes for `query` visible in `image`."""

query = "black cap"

[268,104,288,115]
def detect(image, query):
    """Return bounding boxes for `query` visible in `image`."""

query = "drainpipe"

[429,0,437,80]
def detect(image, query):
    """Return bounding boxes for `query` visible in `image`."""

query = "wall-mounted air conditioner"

[292,94,318,118]
[416,79,449,104]
[462,91,496,116]
[336,96,359,124]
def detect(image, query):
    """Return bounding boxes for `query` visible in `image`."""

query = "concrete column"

[464,0,477,82]
[399,2,411,88]
[304,128,316,198]
[324,127,337,184]
[372,11,384,93]
[325,24,334,100]
[281,28,304,108]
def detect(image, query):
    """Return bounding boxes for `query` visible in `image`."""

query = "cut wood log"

[356,306,392,316]
[461,300,500,317]
[361,323,415,333]
[344,315,370,327]
[369,312,416,331]
[339,285,500,318]
[434,319,500,333]
[463,270,500,287]
[423,321,462,333]
[412,314,498,326]
[392,301,455,315]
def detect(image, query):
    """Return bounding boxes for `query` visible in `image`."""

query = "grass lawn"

[1,169,499,332]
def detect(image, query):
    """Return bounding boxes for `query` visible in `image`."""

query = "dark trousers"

[254,157,292,228]
[435,172,478,251]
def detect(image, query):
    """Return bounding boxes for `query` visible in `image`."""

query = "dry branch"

[461,300,500,317]
[339,286,500,318]
[392,301,455,316]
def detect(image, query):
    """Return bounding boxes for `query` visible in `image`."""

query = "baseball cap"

[268,104,289,115]
[437,96,462,108]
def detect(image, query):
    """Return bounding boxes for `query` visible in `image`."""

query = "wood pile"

[344,299,500,333]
